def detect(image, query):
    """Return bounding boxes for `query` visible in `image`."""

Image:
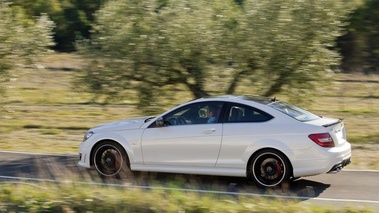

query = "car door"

[141,101,225,167]
[217,103,274,168]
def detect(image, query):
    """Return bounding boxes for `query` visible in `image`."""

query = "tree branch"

[226,69,253,94]
[226,59,257,94]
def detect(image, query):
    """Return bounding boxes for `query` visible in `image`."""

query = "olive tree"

[76,0,352,112]
[0,2,55,101]
[232,0,353,98]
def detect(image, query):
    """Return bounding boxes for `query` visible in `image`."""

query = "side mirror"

[156,116,165,127]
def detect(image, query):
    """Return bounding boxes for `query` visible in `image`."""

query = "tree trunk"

[226,69,252,94]
[186,83,209,99]
[264,80,284,97]
[183,66,209,99]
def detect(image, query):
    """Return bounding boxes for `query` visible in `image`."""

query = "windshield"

[268,101,320,122]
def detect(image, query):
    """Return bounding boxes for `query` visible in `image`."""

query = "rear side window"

[227,104,273,123]
[269,101,320,122]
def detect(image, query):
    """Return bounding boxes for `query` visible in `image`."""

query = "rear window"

[268,101,320,122]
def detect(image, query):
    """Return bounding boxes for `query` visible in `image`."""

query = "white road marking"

[0,175,379,205]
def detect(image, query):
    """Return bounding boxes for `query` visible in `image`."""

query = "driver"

[207,106,218,123]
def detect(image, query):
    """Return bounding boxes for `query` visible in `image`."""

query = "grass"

[349,133,379,144]
[0,53,379,159]
[0,182,374,213]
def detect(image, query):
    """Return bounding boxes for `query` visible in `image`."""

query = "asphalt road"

[0,151,378,210]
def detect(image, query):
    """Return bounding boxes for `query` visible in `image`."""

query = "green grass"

[337,109,378,115]
[0,182,374,213]
[349,133,379,144]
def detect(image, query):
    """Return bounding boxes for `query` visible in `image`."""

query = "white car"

[78,95,351,188]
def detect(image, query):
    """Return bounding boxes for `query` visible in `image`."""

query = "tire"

[93,141,130,177]
[248,149,291,188]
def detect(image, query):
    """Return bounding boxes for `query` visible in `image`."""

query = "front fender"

[89,130,143,166]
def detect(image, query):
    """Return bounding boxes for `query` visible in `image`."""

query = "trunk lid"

[306,117,347,147]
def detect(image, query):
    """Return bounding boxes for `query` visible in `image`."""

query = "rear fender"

[243,139,295,166]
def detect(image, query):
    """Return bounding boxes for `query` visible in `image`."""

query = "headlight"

[83,131,94,142]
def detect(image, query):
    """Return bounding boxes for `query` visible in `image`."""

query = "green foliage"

[10,0,103,52]
[76,0,353,112]
[218,0,353,102]
[0,2,55,102]
[338,0,379,73]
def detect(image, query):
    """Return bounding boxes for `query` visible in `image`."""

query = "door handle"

[203,128,216,134]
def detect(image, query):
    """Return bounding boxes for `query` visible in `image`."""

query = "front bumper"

[78,141,92,168]
[78,152,91,168]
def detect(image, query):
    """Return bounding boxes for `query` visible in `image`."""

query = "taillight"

[308,133,335,148]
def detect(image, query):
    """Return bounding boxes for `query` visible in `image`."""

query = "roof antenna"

[271,97,277,102]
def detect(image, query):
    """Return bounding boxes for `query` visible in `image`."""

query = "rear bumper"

[292,141,351,177]
[327,157,351,173]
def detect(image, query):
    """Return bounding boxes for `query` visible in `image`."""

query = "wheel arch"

[90,139,130,168]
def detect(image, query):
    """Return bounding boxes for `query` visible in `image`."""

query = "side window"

[162,101,224,126]
[227,104,273,123]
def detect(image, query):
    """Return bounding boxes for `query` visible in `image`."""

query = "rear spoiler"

[322,119,343,127]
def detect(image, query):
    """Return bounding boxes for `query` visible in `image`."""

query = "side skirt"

[131,164,246,177]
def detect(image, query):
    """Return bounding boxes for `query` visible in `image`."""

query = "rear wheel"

[249,150,291,188]
[93,141,130,177]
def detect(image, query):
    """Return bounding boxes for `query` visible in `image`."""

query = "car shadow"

[0,154,330,201]
[94,170,330,201]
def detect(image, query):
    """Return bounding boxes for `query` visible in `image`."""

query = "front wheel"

[93,141,130,177]
[249,150,291,188]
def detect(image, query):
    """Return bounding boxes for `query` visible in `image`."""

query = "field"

[0,53,378,169]
[0,53,378,212]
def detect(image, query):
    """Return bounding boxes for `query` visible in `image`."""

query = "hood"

[90,116,154,133]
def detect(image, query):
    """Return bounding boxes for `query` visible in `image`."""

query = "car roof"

[199,95,276,105]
